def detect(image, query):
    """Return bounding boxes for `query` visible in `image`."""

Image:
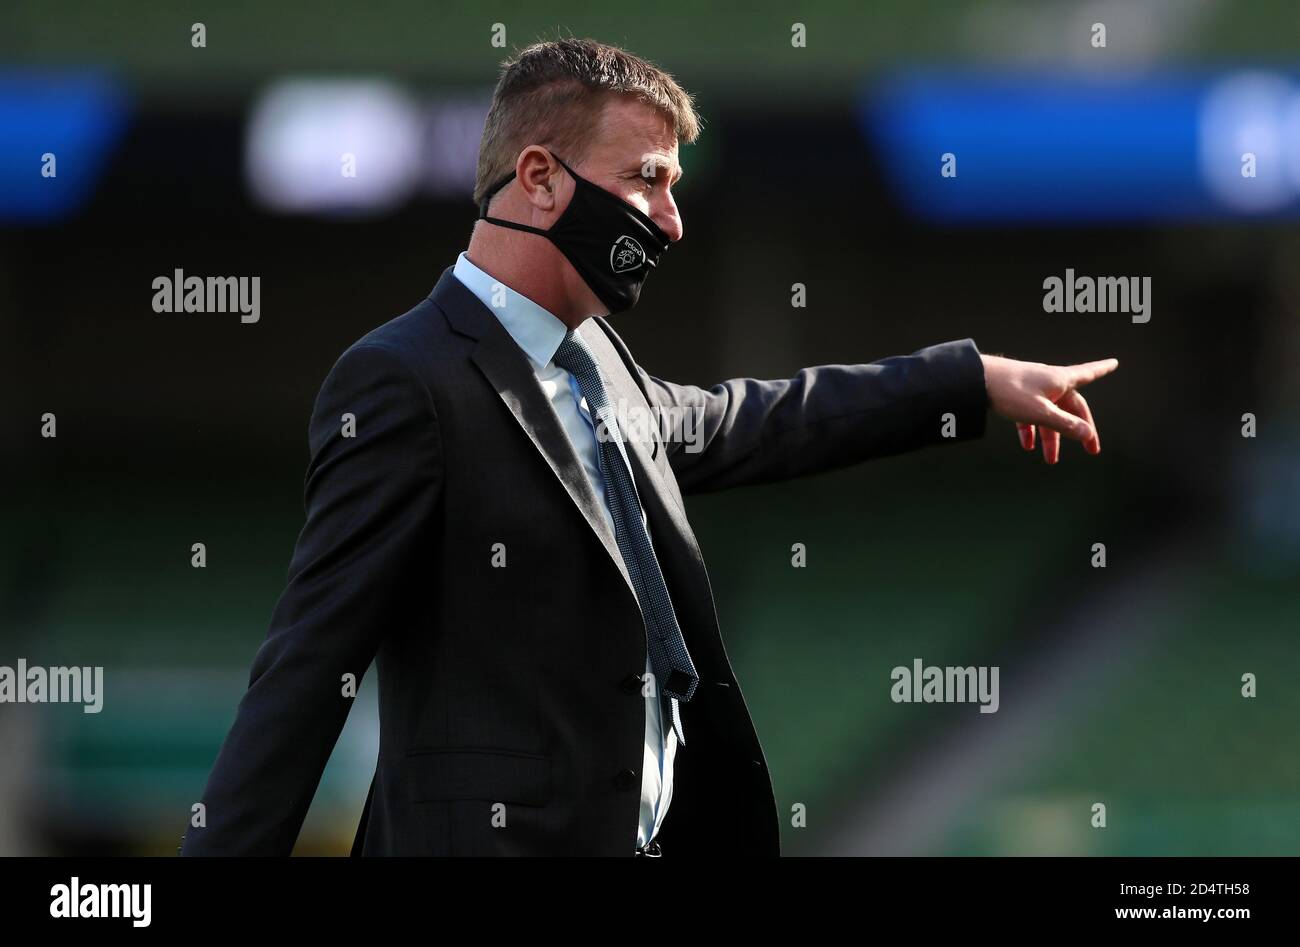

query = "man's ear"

[516,146,560,210]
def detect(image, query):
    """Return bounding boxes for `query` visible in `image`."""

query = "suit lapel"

[430,268,636,600]
[577,321,726,670]
[432,264,725,674]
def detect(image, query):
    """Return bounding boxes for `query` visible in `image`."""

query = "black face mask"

[477,153,671,315]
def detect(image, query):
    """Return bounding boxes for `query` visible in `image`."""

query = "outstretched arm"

[636,338,991,495]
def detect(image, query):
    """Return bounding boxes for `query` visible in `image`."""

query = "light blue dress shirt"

[452,251,676,849]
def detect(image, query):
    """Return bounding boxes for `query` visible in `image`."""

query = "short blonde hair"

[474,37,701,208]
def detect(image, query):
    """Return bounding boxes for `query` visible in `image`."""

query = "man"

[180,38,1117,857]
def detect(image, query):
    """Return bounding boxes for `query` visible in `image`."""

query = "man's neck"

[465,229,594,331]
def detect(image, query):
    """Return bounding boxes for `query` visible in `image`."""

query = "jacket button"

[614,768,638,791]
[621,673,644,694]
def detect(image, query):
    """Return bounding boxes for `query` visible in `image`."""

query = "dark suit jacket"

[179,265,988,856]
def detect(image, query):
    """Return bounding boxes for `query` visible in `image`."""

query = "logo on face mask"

[610,235,646,274]
[478,152,671,315]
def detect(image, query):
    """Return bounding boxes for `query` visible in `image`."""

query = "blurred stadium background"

[3,0,1299,855]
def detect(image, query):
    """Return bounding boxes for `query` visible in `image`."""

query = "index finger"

[1066,358,1119,387]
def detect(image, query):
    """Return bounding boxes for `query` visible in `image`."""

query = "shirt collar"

[452,251,569,371]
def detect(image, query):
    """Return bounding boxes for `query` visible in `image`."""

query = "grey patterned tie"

[552,328,697,745]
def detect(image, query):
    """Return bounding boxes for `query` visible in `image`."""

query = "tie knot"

[552,328,598,377]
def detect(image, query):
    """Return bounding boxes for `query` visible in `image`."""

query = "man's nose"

[654,193,683,243]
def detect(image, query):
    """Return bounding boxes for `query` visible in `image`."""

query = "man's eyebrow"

[632,154,683,182]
